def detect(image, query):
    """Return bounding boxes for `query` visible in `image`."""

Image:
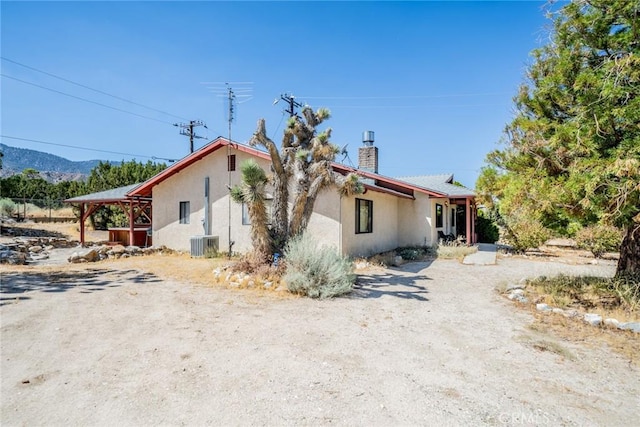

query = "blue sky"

[1,1,552,187]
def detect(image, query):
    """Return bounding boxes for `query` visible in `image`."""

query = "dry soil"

[1,251,638,426]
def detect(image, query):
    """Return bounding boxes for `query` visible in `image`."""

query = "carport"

[64,183,152,247]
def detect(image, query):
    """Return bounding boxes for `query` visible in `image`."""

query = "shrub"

[283,232,355,298]
[503,217,551,253]
[575,224,623,258]
[476,211,499,243]
[0,198,17,217]
[397,247,425,260]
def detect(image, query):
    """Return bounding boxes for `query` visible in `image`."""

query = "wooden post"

[466,198,471,246]
[128,199,135,247]
[79,204,85,246]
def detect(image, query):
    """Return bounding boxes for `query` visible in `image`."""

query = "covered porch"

[64,183,152,247]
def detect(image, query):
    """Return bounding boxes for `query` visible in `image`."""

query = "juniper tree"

[477,0,640,276]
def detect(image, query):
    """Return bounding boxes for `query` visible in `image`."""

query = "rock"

[505,283,525,292]
[125,245,141,254]
[583,313,602,326]
[562,309,580,318]
[536,303,551,312]
[617,322,640,333]
[393,256,405,266]
[552,308,565,315]
[29,245,43,253]
[68,249,99,263]
[0,250,28,265]
[110,245,126,255]
[604,318,620,327]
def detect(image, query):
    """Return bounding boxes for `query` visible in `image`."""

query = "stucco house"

[120,134,476,257]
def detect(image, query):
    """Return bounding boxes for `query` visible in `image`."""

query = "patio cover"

[64,183,152,246]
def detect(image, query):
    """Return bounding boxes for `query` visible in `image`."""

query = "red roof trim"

[127,137,270,197]
[128,137,473,201]
[331,164,449,198]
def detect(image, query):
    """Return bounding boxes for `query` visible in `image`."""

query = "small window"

[179,201,190,224]
[435,203,443,228]
[228,154,236,171]
[242,200,272,226]
[356,198,373,234]
[242,203,250,225]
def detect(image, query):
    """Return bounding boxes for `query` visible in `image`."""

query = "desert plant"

[397,247,425,261]
[435,242,478,260]
[503,215,551,253]
[575,224,623,258]
[476,210,499,243]
[0,198,17,217]
[283,232,354,298]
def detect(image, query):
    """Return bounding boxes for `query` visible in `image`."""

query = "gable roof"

[127,137,269,198]
[127,137,474,200]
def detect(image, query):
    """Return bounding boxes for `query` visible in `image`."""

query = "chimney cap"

[362,130,375,146]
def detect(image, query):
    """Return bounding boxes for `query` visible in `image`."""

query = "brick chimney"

[358,131,378,173]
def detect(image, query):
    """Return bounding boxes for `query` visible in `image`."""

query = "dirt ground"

[1,246,639,425]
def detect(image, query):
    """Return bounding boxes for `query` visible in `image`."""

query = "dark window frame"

[355,198,373,234]
[179,201,190,224]
[435,203,443,228]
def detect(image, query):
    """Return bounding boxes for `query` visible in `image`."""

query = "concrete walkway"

[462,243,497,265]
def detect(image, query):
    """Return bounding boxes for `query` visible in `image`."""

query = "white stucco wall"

[397,193,433,247]
[152,147,271,252]
[340,189,401,257]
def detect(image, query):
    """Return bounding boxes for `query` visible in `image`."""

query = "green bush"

[476,211,499,243]
[0,198,17,217]
[575,224,622,258]
[504,217,551,252]
[284,232,355,298]
[397,247,425,260]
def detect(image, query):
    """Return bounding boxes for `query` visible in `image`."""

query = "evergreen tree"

[477,0,640,276]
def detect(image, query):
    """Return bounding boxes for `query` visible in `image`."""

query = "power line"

[1,73,175,126]
[1,56,189,121]
[299,92,510,100]
[0,135,176,162]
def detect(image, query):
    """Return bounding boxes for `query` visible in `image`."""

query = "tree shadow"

[0,225,68,239]
[352,261,434,301]
[0,268,161,306]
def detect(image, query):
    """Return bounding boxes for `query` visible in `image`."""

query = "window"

[228,154,236,171]
[356,198,373,234]
[242,203,250,225]
[242,200,272,226]
[435,203,443,228]
[450,207,456,228]
[179,201,190,224]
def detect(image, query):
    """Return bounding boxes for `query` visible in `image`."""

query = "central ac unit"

[190,235,219,257]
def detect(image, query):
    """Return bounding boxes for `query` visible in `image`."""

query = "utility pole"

[279,93,302,117]
[226,85,236,258]
[174,120,207,153]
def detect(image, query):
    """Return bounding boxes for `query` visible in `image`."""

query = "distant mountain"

[0,143,105,182]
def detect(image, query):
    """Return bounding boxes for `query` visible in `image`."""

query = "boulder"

[29,245,44,253]
[617,322,640,333]
[536,303,551,312]
[0,250,28,265]
[68,249,99,263]
[583,313,602,326]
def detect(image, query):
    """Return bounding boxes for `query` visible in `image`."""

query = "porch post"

[79,203,85,246]
[129,199,135,246]
[466,198,471,246]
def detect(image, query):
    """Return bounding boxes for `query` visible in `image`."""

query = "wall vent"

[190,235,219,257]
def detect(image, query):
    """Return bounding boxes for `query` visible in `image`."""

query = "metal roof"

[65,183,145,203]
[395,175,475,197]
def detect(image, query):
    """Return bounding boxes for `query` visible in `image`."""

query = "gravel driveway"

[1,256,638,426]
